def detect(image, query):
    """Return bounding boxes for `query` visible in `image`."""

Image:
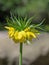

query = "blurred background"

[0,0,49,31]
[0,0,49,65]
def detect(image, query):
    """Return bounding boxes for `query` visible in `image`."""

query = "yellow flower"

[5,26,15,38]
[5,26,37,43]
[26,32,36,40]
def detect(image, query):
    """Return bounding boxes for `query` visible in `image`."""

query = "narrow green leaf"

[29,25,34,28]
[36,27,46,31]
[14,16,21,26]
[10,12,15,23]
[34,19,45,28]
[24,16,35,28]
[24,16,27,22]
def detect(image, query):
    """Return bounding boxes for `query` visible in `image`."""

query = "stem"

[19,43,23,65]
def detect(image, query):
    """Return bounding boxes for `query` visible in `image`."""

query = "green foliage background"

[0,0,49,15]
[0,0,49,30]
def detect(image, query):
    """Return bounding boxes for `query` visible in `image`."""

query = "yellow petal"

[14,31,18,40]
[5,26,15,31]
[5,26,10,30]
[19,37,25,42]
[21,31,26,38]
[30,32,36,38]
[24,27,30,32]
[26,32,30,38]
[26,32,36,40]
[8,30,14,38]
[16,31,26,42]
[18,33,22,40]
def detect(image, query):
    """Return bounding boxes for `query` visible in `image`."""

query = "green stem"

[19,43,23,65]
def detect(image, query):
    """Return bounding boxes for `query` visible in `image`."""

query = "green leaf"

[14,16,21,27]
[24,16,27,22]
[24,16,35,28]
[34,19,45,28]
[29,24,34,28]
[10,12,15,23]
[36,26,46,31]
